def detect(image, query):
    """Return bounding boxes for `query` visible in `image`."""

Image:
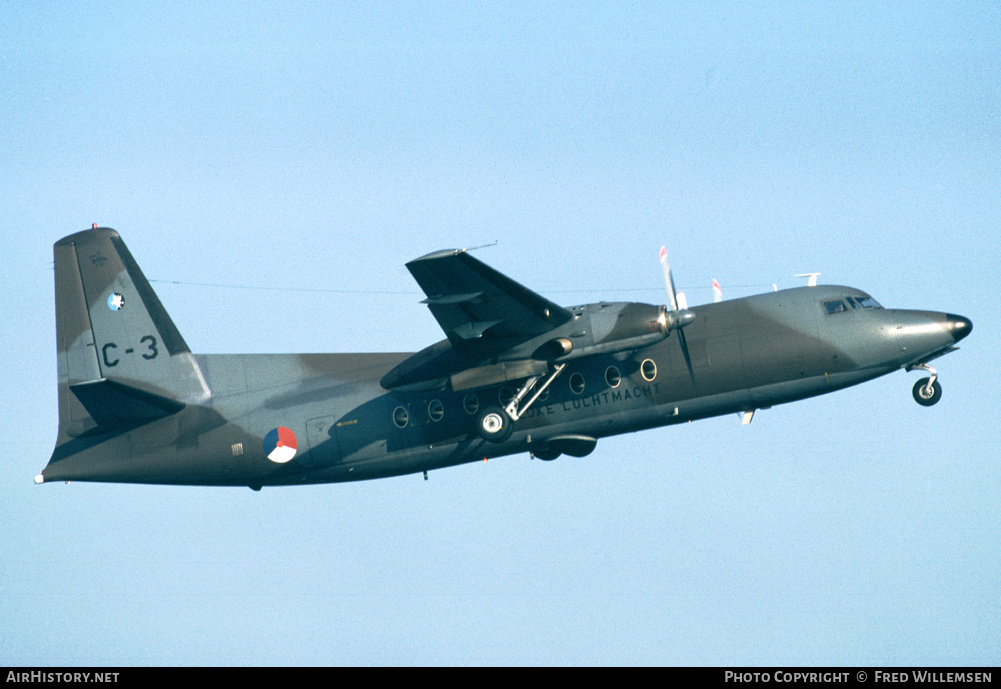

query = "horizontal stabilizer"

[70,379,185,427]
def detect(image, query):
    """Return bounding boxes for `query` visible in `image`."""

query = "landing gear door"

[304,416,341,469]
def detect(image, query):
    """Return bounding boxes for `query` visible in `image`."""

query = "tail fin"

[54,227,209,438]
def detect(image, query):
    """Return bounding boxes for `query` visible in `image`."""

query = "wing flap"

[421,291,483,305]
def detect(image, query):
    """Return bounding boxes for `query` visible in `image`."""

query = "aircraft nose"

[945,313,973,343]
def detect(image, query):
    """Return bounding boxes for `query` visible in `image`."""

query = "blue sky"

[2,2,998,665]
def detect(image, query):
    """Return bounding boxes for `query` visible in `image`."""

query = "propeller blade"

[678,329,695,382]
[659,246,679,313]
[659,245,695,381]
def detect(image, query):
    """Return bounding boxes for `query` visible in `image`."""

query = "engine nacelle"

[545,302,682,361]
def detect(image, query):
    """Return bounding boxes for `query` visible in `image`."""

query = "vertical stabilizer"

[53,228,209,438]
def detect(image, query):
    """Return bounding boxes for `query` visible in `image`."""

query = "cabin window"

[824,300,847,314]
[428,399,444,422]
[605,366,621,388]
[392,406,409,429]
[641,359,657,381]
[463,393,479,415]
[569,372,586,395]
[499,387,515,406]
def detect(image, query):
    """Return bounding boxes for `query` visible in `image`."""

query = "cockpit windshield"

[851,296,882,309]
[827,296,883,314]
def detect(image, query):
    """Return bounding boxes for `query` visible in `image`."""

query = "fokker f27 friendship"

[38,228,972,489]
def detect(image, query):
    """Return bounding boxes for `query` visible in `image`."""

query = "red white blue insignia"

[263,427,298,463]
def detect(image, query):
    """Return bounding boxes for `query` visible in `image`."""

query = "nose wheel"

[909,363,942,406]
[912,378,942,406]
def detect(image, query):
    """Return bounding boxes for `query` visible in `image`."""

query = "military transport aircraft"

[38,227,972,489]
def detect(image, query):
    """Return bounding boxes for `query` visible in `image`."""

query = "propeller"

[659,247,696,381]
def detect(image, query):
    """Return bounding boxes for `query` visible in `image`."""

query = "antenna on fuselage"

[795,273,821,287]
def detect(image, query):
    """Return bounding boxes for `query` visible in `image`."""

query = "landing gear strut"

[909,363,942,406]
[504,363,566,422]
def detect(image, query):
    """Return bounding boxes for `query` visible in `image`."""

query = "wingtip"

[411,248,464,262]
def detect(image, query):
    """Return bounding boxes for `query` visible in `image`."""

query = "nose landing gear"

[912,377,942,406]
[909,363,943,406]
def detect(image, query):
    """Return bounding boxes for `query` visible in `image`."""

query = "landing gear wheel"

[477,406,514,443]
[912,377,942,406]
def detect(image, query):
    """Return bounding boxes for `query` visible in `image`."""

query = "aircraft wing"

[406,249,573,354]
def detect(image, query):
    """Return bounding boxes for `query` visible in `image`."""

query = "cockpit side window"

[824,300,847,314]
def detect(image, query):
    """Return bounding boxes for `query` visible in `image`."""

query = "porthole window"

[569,372,585,395]
[463,393,479,415]
[605,366,621,388]
[392,406,409,429]
[428,399,444,422]
[641,359,657,381]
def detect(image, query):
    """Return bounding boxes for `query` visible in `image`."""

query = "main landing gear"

[476,406,514,443]
[475,363,567,443]
[909,362,943,407]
